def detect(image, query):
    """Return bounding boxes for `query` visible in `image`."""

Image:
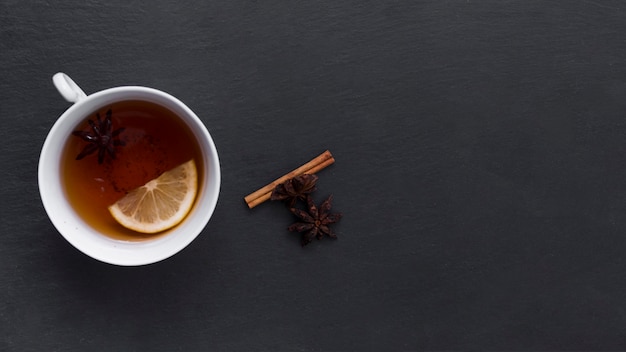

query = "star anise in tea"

[271,174,318,208]
[72,109,125,164]
[288,195,342,246]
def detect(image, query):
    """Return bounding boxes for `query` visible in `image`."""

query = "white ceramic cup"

[39,72,221,266]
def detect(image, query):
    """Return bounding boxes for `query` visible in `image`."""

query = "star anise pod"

[288,195,342,246]
[72,109,125,164]
[271,174,318,208]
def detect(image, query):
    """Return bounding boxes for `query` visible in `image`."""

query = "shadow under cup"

[39,87,220,266]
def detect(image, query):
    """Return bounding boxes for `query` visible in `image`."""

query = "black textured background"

[2,1,626,350]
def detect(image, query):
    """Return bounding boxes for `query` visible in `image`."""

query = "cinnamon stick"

[244,150,335,208]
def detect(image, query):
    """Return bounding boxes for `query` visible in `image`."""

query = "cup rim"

[39,86,221,266]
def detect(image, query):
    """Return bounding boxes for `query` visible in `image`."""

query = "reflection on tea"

[61,100,204,241]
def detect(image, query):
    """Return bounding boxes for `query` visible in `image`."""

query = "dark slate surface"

[2,1,626,350]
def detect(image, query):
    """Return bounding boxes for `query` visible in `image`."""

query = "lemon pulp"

[108,159,198,233]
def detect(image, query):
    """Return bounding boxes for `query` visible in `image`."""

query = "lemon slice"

[109,159,198,233]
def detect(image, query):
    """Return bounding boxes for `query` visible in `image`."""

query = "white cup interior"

[38,87,220,266]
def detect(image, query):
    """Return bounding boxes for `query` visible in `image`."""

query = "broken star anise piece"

[271,174,318,208]
[288,195,342,246]
[71,109,125,164]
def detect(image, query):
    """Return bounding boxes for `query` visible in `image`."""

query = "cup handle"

[52,72,87,103]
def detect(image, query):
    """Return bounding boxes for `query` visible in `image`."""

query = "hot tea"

[60,100,204,241]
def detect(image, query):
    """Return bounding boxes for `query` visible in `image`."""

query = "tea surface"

[61,100,204,241]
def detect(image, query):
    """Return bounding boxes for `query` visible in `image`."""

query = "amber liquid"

[61,100,204,241]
